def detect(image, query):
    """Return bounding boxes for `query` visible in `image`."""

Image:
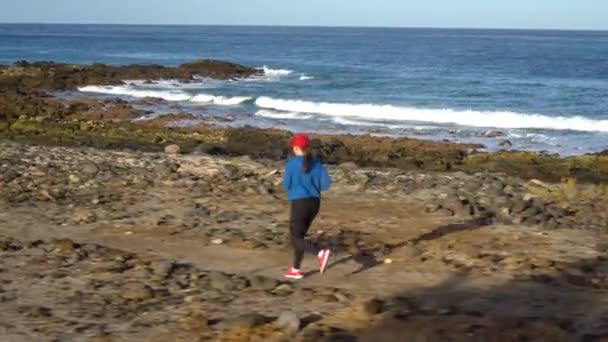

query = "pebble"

[211,239,224,245]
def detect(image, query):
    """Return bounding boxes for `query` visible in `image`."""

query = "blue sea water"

[1,24,608,155]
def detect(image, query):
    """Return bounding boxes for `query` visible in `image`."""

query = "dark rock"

[544,219,560,230]
[222,313,270,330]
[248,275,278,291]
[358,298,384,316]
[216,210,240,223]
[521,206,540,218]
[511,200,529,214]
[563,269,588,286]
[499,139,513,148]
[547,206,568,219]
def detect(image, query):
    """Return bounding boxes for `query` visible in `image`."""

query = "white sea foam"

[79,85,250,105]
[299,74,314,81]
[255,109,312,120]
[255,97,608,132]
[78,85,192,101]
[259,66,294,76]
[190,94,252,105]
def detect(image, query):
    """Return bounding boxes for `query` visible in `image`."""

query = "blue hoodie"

[283,156,332,201]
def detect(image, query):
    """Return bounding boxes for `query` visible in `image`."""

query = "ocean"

[1,24,608,155]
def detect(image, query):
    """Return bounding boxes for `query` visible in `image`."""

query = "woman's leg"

[290,199,321,269]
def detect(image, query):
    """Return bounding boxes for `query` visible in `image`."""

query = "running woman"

[283,134,332,280]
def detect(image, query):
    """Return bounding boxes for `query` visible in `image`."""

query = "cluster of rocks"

[0,236,363,341]
[421,173,608,231]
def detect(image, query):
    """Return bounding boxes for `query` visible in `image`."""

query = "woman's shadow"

[305,216,494,277]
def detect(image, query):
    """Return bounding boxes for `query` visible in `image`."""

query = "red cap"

[291,134,310,148]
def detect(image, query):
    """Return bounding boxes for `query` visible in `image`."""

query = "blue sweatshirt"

[283,156,332,201]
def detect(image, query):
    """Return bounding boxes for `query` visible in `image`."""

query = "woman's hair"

[301,147,313,173]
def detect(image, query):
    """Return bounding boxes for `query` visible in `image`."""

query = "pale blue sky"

[1,0,606,30]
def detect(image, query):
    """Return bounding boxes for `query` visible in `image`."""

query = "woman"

[282,134,332,280]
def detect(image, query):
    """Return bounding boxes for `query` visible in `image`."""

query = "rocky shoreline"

[1,60,608,341]
[1,60,608,183]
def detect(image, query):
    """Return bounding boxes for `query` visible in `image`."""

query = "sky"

[1,0,607,30]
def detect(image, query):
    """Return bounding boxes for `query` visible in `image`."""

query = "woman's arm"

[282,161,293,191]
[319,164,332,192]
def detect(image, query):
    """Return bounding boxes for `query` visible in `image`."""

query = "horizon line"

[1,22,607,32]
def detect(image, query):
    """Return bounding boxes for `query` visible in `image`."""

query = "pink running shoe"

[318,249,331,274]
[284,267,304,280]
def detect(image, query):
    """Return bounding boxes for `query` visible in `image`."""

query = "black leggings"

[290,198,321,269]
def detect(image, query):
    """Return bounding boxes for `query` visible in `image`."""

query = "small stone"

[208,272,235,290]
[122,283,153,301]
[326,292,346,303]
[503,185,515,194]
[164,144,181,155]
[436,208,454,216]
[82,162,100,177]
[71,208,96,224]
[183,295,197,303]
[485,130,505,138]
[182,315,208,332]
[276,311,300,334]
[211,239,224,245]
[53,239,76,254]
[425,203,441,213]
[523,193,535,201]
[223,165,240,180]
[249,275,278,291]
[273,284,294,296]
[338,162,358,170]
[68,174,81,183]
[402,246,423,258]
[384,258,393,264]
[216,210,239,223]
[444,196,466,216]
[149,260,174,278]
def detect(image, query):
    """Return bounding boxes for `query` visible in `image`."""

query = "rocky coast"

[1,60,608,341]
